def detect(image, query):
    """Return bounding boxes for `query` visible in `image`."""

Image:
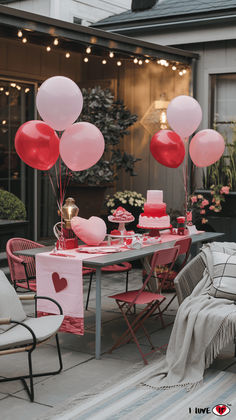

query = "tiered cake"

[138,190,170,228]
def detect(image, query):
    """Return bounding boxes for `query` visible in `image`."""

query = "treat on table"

[109,206,134,222]
[138,190,170,228]
[110,229,122,236]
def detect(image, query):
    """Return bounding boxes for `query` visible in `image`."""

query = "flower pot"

[65,184,109,218]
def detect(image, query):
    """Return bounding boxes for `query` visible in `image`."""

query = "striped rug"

[47,361,236,420]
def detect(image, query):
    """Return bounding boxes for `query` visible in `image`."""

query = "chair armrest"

[10,319,37,350]
[35,296,63,315]
[19,294,36,301]
[0,317,11,325]
[9,254,25,265]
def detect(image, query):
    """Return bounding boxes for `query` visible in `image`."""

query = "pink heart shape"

[52,272,68,293]
[71,216,107,246]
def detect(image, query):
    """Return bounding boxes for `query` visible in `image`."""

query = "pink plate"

[76,246,122,254]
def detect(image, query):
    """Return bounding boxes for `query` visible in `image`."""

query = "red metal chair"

[108,246,179,364]
[156,237,192,313]
[85,262,132,310]
[6,238,45,292]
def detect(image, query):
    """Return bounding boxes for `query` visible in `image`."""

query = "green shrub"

[0,189,26,220]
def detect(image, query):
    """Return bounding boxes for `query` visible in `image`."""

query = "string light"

[133,58,138,64]
[109,51,114,58]
[179,71,183,76]
[5,91,9,96]
[2,120,7,125]
[0,87,4,91]
[22,37,27,43]
[25,88,30,93]
[182,69,187,74]
[86,46,91,54]
[172,65,177,71]
[10,83,16,87]
[46,46,51,52]
[84,57,89,63]
[117,60,122,66]
[16,85,21,90]
[65,52,70,58]
[17,30,23,38]
[53,38,59,46]
[102,59,107,64]
[145,59,150,63]
[138,59,143,65]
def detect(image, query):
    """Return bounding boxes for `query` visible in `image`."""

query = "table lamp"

[61,197,79,229]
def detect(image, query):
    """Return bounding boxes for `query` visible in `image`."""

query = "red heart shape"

[150,129,185,168]
[216,405,226,415]
[52,272,68,293]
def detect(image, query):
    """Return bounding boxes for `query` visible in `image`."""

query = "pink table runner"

[36,250,101,335]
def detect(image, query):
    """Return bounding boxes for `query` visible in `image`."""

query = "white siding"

[6,0,132,24]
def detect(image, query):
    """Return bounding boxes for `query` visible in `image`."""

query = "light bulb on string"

[145,59,150,63]
[109,51,114,58]
[102,59,107,64]
[133,58,138,64]
[65,52,70,58]
[84,57,89,63]
[17,30,23,38]
[22,37,27,43]
[138,60,143,65]
[53,38,59,46]
[46,46,51,52]
[117,60,122,66]
[182,69,187,74]
[172,65,177,71]
[86,46,91,54]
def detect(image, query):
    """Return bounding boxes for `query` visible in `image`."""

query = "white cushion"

[0,270,26,333]
[0,315,64,349]
[209,251,236,300]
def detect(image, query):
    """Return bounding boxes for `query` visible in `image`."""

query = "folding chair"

[156,237,192,313]
[108,246,179,364]
[6,238,45,292]
[85,262,132,310]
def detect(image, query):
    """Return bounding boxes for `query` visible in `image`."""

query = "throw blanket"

[142,242,236,391]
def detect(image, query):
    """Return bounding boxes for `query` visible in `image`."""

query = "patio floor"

[0,268,236,419]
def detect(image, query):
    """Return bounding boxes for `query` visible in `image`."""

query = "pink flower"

[220,186,230,195]
[186,211,192,222]
[201,218,208,224]
[214,208,221,213]
[197,194,203,199]
[201,199,209,207]
[200,209,206,214]
[212,198,215,203]
[209,205,215,210]
[191,196,197,203]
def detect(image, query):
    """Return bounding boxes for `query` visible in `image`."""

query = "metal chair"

[85,262,132,310]
[6,238,45,292]
[108,246,179,364]
[0,270,64,402]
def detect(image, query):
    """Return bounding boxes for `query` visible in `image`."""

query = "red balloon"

[15,120,59,170]
[150,130,185,168]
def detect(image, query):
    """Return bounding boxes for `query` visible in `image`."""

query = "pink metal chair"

[85,262,132,310]
[108,246,179,364]
[6,238,45,292]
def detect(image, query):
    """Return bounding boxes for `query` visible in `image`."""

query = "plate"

[76,246,122,254]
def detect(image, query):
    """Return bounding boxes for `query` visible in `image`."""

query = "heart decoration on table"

[52,272,68,293]
[71,216,107,246]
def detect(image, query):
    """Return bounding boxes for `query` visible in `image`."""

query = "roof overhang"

[0,5,198,64]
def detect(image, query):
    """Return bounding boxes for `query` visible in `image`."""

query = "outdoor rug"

[41,359,236,420]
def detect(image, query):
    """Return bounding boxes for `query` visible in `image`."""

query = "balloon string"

[183,137,189,217]
[54,161,59,189]
[48,172,60,211]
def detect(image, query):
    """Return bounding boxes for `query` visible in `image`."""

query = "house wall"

[6,0,131,25]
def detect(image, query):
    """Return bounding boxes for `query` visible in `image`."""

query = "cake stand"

[108,215,135,235]
[137,224,172,237]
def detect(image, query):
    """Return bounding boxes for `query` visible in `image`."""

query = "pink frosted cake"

[138,190,170,228]
[109,206,134,222]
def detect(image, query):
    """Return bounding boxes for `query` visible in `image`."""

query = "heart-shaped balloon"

[15,120,59,170]
[52,272,68,293]
[150,130,185,168]
[71,216,107,246]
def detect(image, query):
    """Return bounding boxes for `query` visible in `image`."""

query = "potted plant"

[60,86,139,218]
[0,189,28,251]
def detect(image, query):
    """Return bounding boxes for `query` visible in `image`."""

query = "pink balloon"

[60,122,105,171]
[36,76,83,131]
[189,129,225,167]
[167,95,202,138]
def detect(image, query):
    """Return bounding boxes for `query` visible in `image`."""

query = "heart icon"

[71,216,107,246]
[52,272,68,293]
[216,405,226,415]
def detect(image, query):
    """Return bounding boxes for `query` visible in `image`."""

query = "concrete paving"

[0,269,235,420]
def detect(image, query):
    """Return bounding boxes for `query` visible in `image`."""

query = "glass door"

[0,79,36,234]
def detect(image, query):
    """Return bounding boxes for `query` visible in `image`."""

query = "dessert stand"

[137,224,173,237]
[107,215,139,245]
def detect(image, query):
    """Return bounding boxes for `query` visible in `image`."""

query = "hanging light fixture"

[117,60,122,66]
[53,38,59,46]
[22,37,27,43]
[109,51,114,58]
[46,46,51,52]
[86,46,91,54]
[84,57,89,62]
[65,52,70,58]
[102,59,107,64]
[17,30,23,38]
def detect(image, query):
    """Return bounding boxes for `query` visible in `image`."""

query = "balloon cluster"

[15,76,105,172]
[150,95,225,168]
